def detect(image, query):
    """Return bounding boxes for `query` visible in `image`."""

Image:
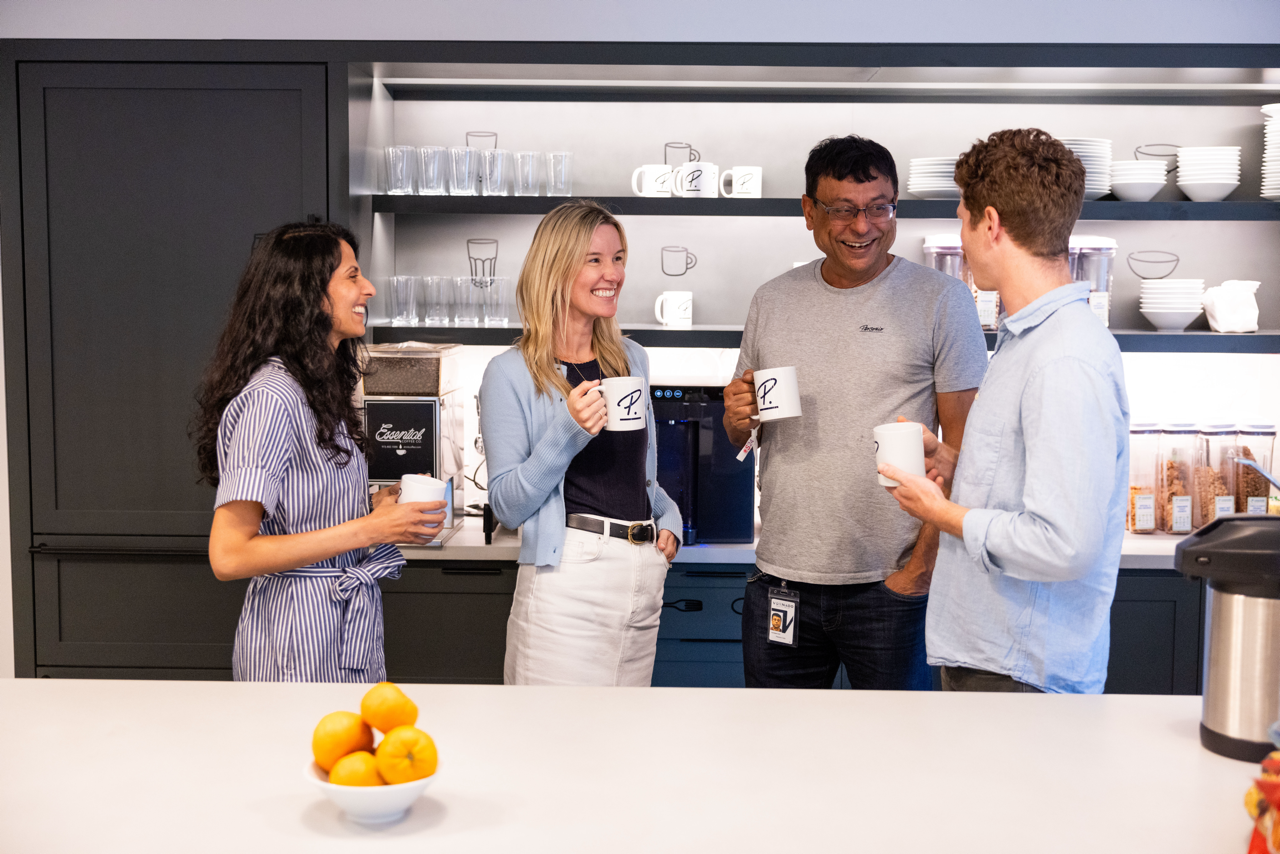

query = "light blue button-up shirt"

[926,282,1130,693]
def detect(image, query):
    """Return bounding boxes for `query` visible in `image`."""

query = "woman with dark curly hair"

[194,221,445,682]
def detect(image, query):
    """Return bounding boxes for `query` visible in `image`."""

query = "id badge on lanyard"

[767,584,799,647]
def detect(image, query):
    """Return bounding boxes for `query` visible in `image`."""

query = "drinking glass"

[481,276,511,327]
[467,238,499,277]
[545,152,573,196]
[466,131,498,149]
[385,146,416,195]
[389,275,419,326]
[423,275,452,326]
[416,146,447,195]
[449,146,480,196]
[481,149,510,196]
[514,151,541,196]
[454,277,482,327]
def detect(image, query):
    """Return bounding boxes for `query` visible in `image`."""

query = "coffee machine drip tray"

[651,386,755,546]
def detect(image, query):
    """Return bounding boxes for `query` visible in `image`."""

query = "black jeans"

[741,568,931,690]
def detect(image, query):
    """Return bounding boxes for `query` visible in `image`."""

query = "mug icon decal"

[661,246,697,277]
[758,377,779,411]
[617,389,644,421]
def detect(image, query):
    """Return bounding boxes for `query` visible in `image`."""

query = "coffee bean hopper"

[1178,458,1280,761]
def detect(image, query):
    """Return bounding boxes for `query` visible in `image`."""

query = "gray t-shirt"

[735,256,988,584]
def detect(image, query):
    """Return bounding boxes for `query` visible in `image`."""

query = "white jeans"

[505,522,670,686]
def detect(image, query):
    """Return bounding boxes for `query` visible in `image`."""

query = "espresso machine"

[650,385,755,546]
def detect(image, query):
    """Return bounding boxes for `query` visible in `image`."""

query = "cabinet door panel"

[1105,574,1203,695]
[18,63,328,535]
[34,552,247,668]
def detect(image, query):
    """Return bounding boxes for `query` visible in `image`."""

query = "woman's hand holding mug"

[365,499,447,546]
[568,379,607,435]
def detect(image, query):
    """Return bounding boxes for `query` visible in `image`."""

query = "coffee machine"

[650,385,755,545]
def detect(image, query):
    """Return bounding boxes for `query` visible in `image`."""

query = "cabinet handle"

[683,570,749,578]
[662,599,703,612]
[439,567,504,575]
[731,597,744,615]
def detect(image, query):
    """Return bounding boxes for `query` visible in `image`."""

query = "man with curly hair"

[879,128,1130,694]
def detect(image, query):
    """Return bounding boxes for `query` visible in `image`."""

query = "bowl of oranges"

[306,681,439,824]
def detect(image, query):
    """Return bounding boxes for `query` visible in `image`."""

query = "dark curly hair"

[193,221,367,486]
[953,128,1085,259]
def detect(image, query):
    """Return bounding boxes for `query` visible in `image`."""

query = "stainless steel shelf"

[370,195,1280,221]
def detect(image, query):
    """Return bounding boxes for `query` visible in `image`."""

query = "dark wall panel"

[19,63,328,535]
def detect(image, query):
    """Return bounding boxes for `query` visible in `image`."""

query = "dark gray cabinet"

[6,59,332,675]
[33,548,246,672]
[381,562,517,684]
[18,62,329,538]
[1105,571,1204,695]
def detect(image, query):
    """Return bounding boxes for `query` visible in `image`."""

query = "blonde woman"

[479,200,681,686]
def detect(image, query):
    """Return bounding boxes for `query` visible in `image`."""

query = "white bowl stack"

[1059,138,1112,200]
[1262,104,1280,201]
[1109,160,1168,201]
[1139,278,1205,331]
[1176,147,1240,201]
[907,157,960,200]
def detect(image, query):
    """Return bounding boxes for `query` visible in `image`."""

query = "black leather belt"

[566,513,656,544]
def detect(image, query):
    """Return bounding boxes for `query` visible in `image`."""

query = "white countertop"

[0,680,1252,853]
[403,521,1186,570]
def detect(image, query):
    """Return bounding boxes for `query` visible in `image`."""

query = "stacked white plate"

[1176,146,1240,201]
[1059,138,1112,200]
[907,157,960,200]
[1109,160,1168,201]
[1139,278,1205,331]
[1262,104,1280,201]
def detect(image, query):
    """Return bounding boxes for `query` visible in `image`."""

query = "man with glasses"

[723,135,988,690]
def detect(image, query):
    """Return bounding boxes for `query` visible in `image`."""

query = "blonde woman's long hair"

[517,200,631,398]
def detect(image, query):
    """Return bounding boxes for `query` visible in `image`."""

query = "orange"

[361,682,419,734]
[328,751,383,787]
[312,710,374,772]
[375,725,437,784]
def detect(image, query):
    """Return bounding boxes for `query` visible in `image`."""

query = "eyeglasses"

[810,198,898,223]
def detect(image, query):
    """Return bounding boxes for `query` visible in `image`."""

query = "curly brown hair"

[192,222,368,487]
[953,129,1085,259]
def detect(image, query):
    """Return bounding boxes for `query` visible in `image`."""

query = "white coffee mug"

[873,422,926,487]
[631,164,673,197]
[752,367,802,422]
[654,291,693,327]
[720,166,763,198]
[598,376,647,432]
[398,473,448,503]
[672,162,719,198]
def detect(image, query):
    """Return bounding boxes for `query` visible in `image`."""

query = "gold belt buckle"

[627,522,647,544]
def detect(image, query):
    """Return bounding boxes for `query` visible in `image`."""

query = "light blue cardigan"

[478,337,682,568]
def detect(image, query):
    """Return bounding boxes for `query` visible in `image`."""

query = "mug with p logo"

[598,376,647,432]
[720,166,763,198]
[654,290,693,327]
[752,367,802,422]
[631,164,673,197]
[672,162,719,198]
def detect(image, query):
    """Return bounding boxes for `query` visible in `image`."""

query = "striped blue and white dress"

[215,357,405,683]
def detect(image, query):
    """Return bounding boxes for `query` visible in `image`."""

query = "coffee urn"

[1178,515,1280,761]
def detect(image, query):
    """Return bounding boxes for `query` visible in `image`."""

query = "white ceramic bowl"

[1140,309,1203,331]
[306,762,437,825]
[1262,103,1280,118]
[1111,181,1166,202]
[1177,181,1239,202]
